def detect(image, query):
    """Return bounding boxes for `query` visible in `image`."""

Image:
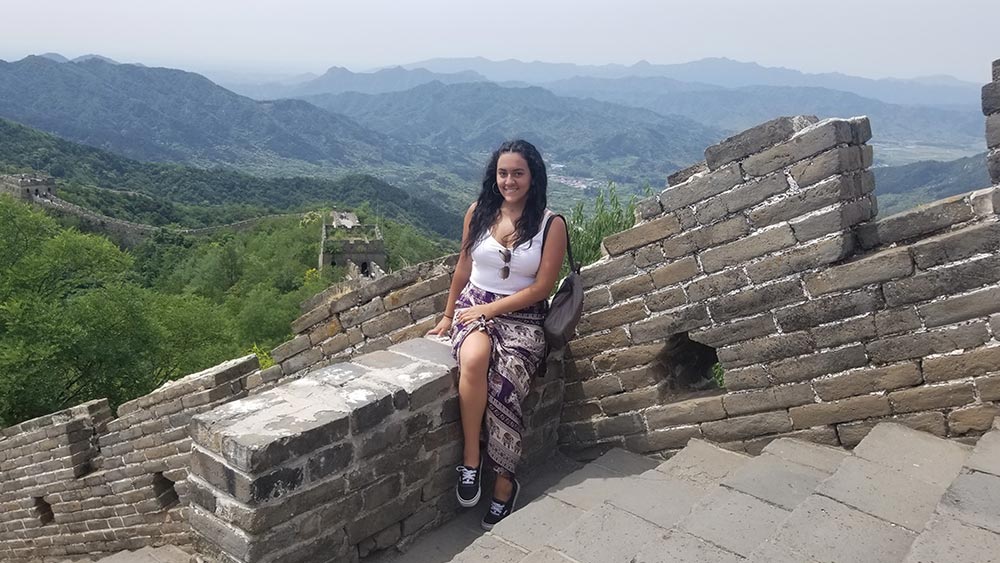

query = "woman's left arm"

[454,216,568,325]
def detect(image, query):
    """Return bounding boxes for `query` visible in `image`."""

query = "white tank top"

[469,210,554,295]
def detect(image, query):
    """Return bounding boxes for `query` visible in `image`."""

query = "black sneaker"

[455,462,481,507]
[481,478,520,531]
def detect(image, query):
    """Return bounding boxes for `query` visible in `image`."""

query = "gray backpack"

[541,214,583,351]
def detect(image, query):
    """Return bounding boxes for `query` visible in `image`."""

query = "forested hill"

[303,81,725,185]
[873,152,991,217]
[0,56,441,171]
[0,118,464,239]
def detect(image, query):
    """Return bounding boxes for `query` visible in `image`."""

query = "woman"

[427,139,567,530]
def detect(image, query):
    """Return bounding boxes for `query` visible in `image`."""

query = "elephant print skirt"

[450,283,548,477]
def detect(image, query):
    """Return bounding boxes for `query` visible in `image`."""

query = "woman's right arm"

[426,203,476,336]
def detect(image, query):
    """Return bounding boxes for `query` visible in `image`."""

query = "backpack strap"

[541,213,579,274]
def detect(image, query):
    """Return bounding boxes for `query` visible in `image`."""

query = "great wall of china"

[1,58,999,562]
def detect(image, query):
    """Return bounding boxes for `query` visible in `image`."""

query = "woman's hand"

[454,304,496,326]
[426,316,453,336]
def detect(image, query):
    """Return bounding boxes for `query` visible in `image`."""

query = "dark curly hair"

[463,139,548,255]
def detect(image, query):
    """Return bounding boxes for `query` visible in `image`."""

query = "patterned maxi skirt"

[450,283,548,477]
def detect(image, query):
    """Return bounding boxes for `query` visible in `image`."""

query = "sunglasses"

[499,248,511,280]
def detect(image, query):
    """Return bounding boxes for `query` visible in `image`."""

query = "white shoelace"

[457,465,477,486]
[489,500,506,516]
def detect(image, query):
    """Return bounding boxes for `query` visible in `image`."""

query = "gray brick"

[989,113,1000,149]
[718,332,815,369]
[789,196,874,242]
[650,256,700,288]
[884,254,1000,307]
[742,118,855,178]
[634,195,664,221]
[593,413,644,439]
[812,315,877,348]
[804,247,913,296]
[723,365,770,391]
[340,297,386,328]
[383,274,450,310]
[645,395,726,427]
[634,243,666,268]
[874,307,922,336]
[709,279,805,322]
[644,286,687,312]
[768,345,868,384]
[689,314,777,348]
[990,149,1000,184]
[668,160,709,186]
[910,220,1000,269]
[577,300,647,335]
[918,285,1000,328]
[748,172,868,228]
[272,334,311,364]
[836,412,947,447]
[583,286,612,311]
[685,268,749,302]
[789,146,872,189]
[581,254,636,290]
[629,305,709,344]
[609,274,653,302]
[360,309,411,338]
[565,327,631,360]
[700,225,796,273]
[857,193,975,249]
[660,164,743,212]
[603,214,682,256]
[593,344,664,373]
[889,381,976,413]
[982,79,1000,114]
[701,411,792,441]
[789,395,891,429]
[776,288,882,332]
[705,115,819,170]
[746,234,855,283]
[292,303,333,334]
[867,322,990,364]
[995,59,1000,82]
[949,404,1000,434]
[686,215,752,251]
[600,386,661,415]
[694,172,789,225]
[722,383,814,416]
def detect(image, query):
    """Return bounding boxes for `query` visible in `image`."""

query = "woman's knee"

[459,332,491,375]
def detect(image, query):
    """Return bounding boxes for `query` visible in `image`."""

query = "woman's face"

[496,152,532,206]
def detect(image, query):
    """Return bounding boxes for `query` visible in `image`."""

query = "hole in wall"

[152,472,180,510]
[656,332,723,397]
[33,497,54,525]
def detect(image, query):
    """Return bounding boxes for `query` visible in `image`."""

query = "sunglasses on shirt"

[499,248,511,280]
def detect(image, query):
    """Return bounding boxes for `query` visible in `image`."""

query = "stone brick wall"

[0,356,258,562]
[184,338,562,563]
[986,59,1000,184]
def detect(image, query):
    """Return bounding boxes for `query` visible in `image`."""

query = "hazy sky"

[1,0,998,82]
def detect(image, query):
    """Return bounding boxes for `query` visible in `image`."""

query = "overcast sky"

[1,0,997,82]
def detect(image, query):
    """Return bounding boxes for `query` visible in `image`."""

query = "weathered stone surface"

[938,471,1000,534]
[644,286,687,312]
[804,247,913,296]
[272,334,311,364]
[811,316,877,348]
[292,303,333,335]
[340,297,386,328]
[668,161,710,187]
[699,225,796,273]
[609,274,654,302]
[603,214,682,256]
[725,453,829,512]
[769,345,868,385]
[910,220,1000,269]
[689,314,776,348]
[789,395,891,429]
[722,384,814,417]
[979,374,1000,401]
[836,412,948,447]
[788,147,871,190]
[593,344,663,374]
[813,362,922,401]
[650,256,700,288]
[705,115,819,170]
[694,172,788,225]
[580,375,624,400]
[989,113,1000,149]
[685,215,752,251]
[577,300,647,336]
[645,395,726,427]
[923,346,1000,383]
[360,309,411,338]
[581,254,636,290]
[905,516,1000,563]
[280,347,323,374]
[984,80,1000,116]
[600,386,662,415]
[566,327,631,360]
[583,286,612,312]
[593,413,644,439]
[634,195,664,221]
[748,172,866,228]
[634,530,743,563]
[991,149,1000,185]
[919,285,1000,328]
[857,193,976,250]
[889,381,976,413]
[776,288,882,332]
[701,411,792,441]
[681,487,790,556]
[723,365,770,391]
[995,59,1000,82]
[625,425,703,454]
[383,274,450,311]
[949,404,1000,434]
[685,268,749,302]
[660,164,743,212]
[814,456,943,532]
[866,322,990,364]
[709,279,804,323]
[629,305,709,344]
[745,234,854,283]
[789,196,874,242]
[874,307,922,336]
[634,243,666,268]
[718,331,815,369]
[742,118,855,178]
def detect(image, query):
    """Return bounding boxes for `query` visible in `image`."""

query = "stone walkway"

[374,421,1000,563]
[68,546,192,563]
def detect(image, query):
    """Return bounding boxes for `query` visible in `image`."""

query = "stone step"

[478,442,750,563]
[748,422,971,563]
[904,428,1000,563]
[93,546,191,563]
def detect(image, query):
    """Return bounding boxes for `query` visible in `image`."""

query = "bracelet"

[442,313,453,319]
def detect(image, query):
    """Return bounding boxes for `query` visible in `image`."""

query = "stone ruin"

[319,210,388,280]
[1,57,999,562]
[0,174,57,201]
